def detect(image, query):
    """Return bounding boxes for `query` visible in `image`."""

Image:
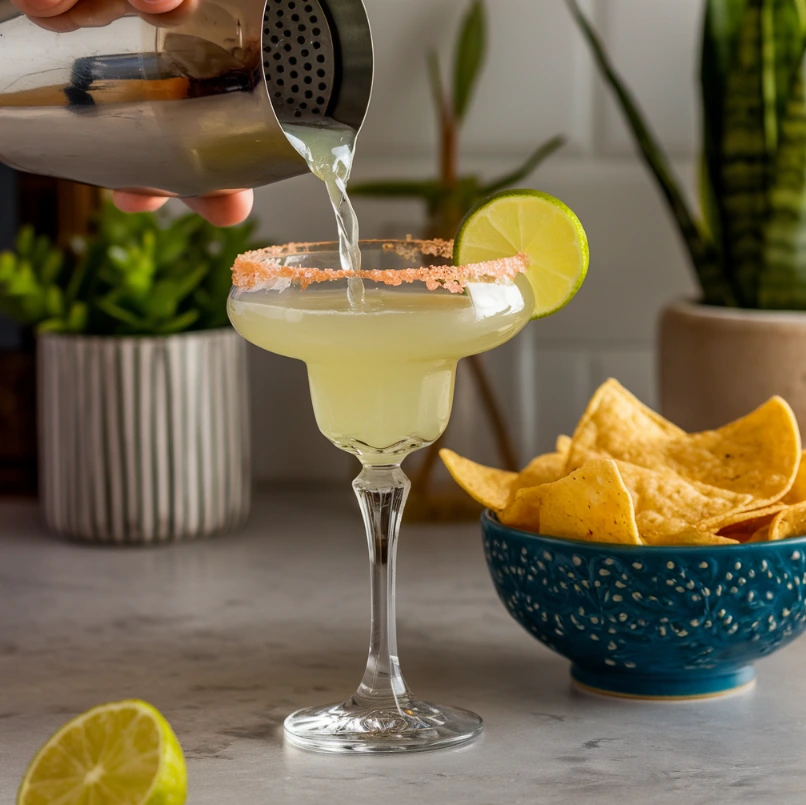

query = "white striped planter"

[38,329,251,544]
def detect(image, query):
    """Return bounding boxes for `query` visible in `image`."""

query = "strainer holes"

[300,102,308,109]
[291,72,299,80]
[277,78,285,86]
[275,20,283,28]
[305,3,313,10]
[312,27,321,35]
[274,92,282,98]
[316,96,325,105]
[312,107,321,114]
[291,13,300,21]
[318,82,327,91]
[298,23,307,32]
[310,14,318,22]
[316,54,325,63]
[292,84,300,92]
[276,65,285,73]
[276,8,284,17]
[313,41,321,49]
[316,69,326,77]
[294,111,302,118]
[287,97,295,104]
[289,56,297,65]
[304,62,312,71]
[284,44,292,52]
[301,49,309,57]
[284,29,292,37]
[305,89,313,98]
[271,35,279,43]
[273,52,281,61]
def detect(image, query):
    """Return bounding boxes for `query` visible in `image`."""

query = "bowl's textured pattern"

[482,512,806,698]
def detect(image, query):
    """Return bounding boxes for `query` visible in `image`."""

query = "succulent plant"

[0,203,263,336]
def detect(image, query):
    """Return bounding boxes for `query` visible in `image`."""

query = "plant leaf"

[96,297,144,328]
[453,0,487,122]
[349,179,443,202]
[566,0,733,305]
[759,64,806,308]
[482,135,566,195]
[428,50,448,123]
[155,309,200,335]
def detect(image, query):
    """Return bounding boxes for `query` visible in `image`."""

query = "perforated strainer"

[263,0,337,122]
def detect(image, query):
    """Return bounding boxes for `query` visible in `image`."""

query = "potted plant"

[567,0,806,431]
[352,0,565,517]
[0,203,258,544]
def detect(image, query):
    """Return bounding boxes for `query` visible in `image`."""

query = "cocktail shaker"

[0,0,373,196]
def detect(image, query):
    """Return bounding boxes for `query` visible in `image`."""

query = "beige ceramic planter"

[659,300,806,432]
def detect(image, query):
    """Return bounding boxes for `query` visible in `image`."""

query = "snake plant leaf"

[39,249,63,285]
[565,0,733,305]
[453,0,487,122]
[709,0,806,307]
[482,135,567,195]
[701,0,751,246]
[759,66,806,308]
[0,251,14,282]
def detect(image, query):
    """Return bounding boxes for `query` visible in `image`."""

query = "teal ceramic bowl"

[482,511,806,700]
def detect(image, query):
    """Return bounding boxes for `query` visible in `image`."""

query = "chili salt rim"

[231,239,529,294]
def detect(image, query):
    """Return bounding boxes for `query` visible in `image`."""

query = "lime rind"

[454,189,589,321]
[17,700,187,805]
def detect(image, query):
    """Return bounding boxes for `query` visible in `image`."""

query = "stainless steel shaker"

[0,0,373,196]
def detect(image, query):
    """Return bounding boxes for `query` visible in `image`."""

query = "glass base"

[284,694,483,754]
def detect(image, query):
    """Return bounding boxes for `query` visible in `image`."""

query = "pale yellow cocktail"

[228,247,533,463]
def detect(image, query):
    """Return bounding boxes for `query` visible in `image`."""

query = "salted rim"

[231,238,529,294]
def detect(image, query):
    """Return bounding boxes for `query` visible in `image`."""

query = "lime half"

[455,189,589,319]
[18,700,187,805]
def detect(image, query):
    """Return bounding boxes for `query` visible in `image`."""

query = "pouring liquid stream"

[284,121,365,307]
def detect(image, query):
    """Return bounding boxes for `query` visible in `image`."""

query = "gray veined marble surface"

[3,489,806,804]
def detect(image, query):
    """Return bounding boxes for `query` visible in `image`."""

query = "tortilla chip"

[568,380,801,508]
[748,524,771,542]
[566,379,684,472]
[769,502,806,541]
[643,529,739,547]
[439,449,516,511]
[615,462,751,536]
[556,434,572,455]
[784,451,806,504]
[711,505,784,542]
[510,451,567,497]
[501,459,641,545]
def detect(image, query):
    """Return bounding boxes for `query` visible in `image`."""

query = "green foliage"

[0,203,263,336]
[566,0,806,309]
[351,0,565,239]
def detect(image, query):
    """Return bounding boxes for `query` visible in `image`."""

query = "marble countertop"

[3,490,806,804]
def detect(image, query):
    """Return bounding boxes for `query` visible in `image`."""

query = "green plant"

[0,203,264,336]
[351,0,566,239]
[567,0,806,309]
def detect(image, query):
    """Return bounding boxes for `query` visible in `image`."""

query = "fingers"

[112,191,170,214]
[114,190,254,228]
[10,0,79,17]
[126,0,185,15]
[181,190,255,227]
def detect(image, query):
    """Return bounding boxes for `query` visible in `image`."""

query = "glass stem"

[353,464,411,708]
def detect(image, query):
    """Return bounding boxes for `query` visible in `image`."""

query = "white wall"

[248,0,703,482]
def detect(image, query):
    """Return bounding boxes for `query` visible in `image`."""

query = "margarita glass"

[228,239,533,753]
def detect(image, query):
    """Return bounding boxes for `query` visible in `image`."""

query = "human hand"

[11,0,256,227]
